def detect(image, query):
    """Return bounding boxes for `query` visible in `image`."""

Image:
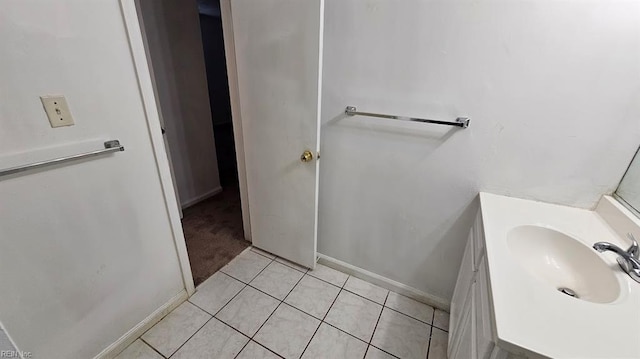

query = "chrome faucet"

[593,233,640,284]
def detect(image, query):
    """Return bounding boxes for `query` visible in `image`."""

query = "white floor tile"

[371,308,431,359]
[254,304,320,359]
[275,256,309,272]
[215,286,280,336]
[114,339,162,359]
[141,301,211,357]
[344,277,389,304]
[385,292,434,324]
[250,261,304,300]
[190,272,245,314]
[251,247,277,259]
[172,318,248,359]
[302,323,367,359]
[285,275,340,319]
[324,290,382,342]
[307,264,349,287]
[365,345,397,359]
[237,341,281,359]
[221,250,272,283]
[428,327,448,359]
[433,309,449,331]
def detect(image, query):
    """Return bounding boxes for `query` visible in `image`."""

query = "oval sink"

[507,225,620,303]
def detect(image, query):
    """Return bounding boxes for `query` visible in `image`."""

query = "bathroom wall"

[138,0,222,208]
[318,0,640,301]
[0,1,184,358]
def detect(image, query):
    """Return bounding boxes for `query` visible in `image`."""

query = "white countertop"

[479,193,640,359]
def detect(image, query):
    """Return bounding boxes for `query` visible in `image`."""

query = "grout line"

[233,340,251,359]
[216,271,249,285]
[188,277,249,318]
[321,321,367,344]
[340,280,388,306]
[321,286,342,322]
[300,281,346,359]
[214,319,283,359]
[220,255,276,285]
[273,257,310,274]
[247,268,308,356]
[207,309,283,359]
[213,268,288,304]
[304,269,346,290]
[247,283,288,302]
[426,310,436,359]
[252,340,285,358]
[432,324,448,333]
[298,316,322,358]
[165,316,214,358]
[250,301,281,339]
[368,291,389,344]
[250,247,277,260]
[375,345,402,359]
[139,337,168,358]
[383,306,434,326]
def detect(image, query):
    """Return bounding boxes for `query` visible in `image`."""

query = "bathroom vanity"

[449,193,640,359]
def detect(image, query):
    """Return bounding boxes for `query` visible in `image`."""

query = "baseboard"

[94,290,188,359]
[317,253,450,312]
[181,186,223,209]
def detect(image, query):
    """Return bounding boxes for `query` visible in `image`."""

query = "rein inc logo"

[1,351,32,358]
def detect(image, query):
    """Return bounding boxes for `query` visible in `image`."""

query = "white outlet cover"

[40,95,74,128]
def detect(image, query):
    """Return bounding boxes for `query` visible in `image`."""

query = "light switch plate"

[40,95,74,127]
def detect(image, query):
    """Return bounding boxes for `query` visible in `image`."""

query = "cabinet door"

[449,233,475,357]
[475,257,495,359]
[451,282,476,359]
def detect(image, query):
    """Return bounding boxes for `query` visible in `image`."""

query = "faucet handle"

[627,233,639,260]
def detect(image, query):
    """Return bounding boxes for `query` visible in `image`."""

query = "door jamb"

[120,0,195,294]
[120,0,252,296]
[220,0,252,242]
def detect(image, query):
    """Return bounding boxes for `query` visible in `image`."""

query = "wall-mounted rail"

[0,140,125,177]
[345,106,470,129]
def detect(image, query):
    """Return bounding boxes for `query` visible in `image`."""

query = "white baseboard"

[94,290,188,359]
[181,186,223,209]
[317,253,450,312]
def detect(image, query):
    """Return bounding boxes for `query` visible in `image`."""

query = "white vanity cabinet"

[449,211,514,359]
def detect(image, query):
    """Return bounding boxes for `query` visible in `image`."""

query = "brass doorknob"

[300,150,313,162]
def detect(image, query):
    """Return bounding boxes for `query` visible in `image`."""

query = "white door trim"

[119,0,195,295]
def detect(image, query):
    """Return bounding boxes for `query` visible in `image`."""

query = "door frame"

[120,0,251,295]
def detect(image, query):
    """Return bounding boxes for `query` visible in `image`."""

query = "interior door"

[231,0,323,268]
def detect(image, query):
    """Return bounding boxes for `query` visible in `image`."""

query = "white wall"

[319,0,640,301]
[138,0,221,208]
[0,1,185,358]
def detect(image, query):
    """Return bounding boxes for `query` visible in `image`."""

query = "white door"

[231,0,323,268]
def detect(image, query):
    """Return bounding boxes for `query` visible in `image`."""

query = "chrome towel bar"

[345,106,470,129]
[0,140,125,177]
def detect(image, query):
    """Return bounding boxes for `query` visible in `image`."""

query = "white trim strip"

[317,253,450,311]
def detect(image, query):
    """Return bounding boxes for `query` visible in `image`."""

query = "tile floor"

[115,247,449,359]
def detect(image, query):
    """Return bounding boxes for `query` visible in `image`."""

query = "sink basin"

[507,225,621,303]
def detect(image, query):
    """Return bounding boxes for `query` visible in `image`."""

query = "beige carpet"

[182,186,250,286]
